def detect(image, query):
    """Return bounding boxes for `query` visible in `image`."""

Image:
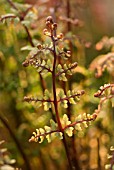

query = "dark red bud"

[22,60,29,67]
[46,16,53,23]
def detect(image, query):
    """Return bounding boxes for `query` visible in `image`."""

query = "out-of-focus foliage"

[0,140,19,170]
[105,146,114,170]
[0,0,114,170]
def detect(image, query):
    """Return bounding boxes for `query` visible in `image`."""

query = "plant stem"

[63,133,73,170]
[7,0,18,10]
[62,1,81,169]
[52,36,62,130]
[51,36,73,169]
[66,0,71,31]
[23,25,35,47]
[0,114,31,170]
[97,138,101,170]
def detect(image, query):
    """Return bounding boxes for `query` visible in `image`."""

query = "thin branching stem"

[31,117,96,142]
[56,62,77,77]
[52,36,62,130]
[51,33,73,169]
[62,133,73,170]
[63,117,96,131]
[7,0,18,10]
[23,25,34,47]
[24,96,53,103]
[66,0,71,31]
[63,1,81,169]
[95,95,114,116]
[0,14,17,21]
[94,84,114,97]
[57,90,85,103]
[97,138,101,170]
[0,114,31,170]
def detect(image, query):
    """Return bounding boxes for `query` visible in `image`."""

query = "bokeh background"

[0,0,114,169]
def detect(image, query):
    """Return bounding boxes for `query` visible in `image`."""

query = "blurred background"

[0,0,114,169]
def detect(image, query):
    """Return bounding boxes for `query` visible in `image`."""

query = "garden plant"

[0,0,114,170]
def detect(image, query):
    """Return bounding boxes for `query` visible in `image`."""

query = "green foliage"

[57,89,84,108]
[1,0,114,170]
[105,146,114,170]
[29,113,95,143]
[0,140,19,170]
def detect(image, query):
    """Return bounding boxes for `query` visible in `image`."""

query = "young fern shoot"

[23,16,97,169]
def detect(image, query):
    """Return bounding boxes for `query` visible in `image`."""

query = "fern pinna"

[23,16,97,169]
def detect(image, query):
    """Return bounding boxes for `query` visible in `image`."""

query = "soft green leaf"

[0,148,7,153]
[34,137,38,142]
[30,47,39,55]
[0,140,5,145]
[41,60,46,66]
[21,20,31,27]
[37,67,42,72]
[46,134,51,143]
[67,70,72,75]
[87,114,91,119]
[14,2,31,11]
[63,64,68,70]
[63,114,69,122]
[62,103,68,108]
[44,126,51,133]
[88,121,92,125]
[39,128,45,134]
[58,89,66,98]
[33,132,37,137]
[62,114,71,126]
[1,165,14,170]
[74,95,80,101]
[25,11,37,21]
[61,100,68,108]
[35,101,42,108]
[105,164,111,169]
[44,89,51,99]
[71,90,75,95]
[75,123,82,131]
[50,119,57,130]
[39,128,45,143]
[9,159,16,164]
[65,127,74,137]
[82,113,87,119]
[75,115,82,121]
[110,146,114,151]
[67,90,71,97]
[61,114,72,129]
[82,121,88,128]
[40,69,48,75]
[57,64,62,70]
[1,18,5,24]
[69,98,76,104]
[59,73,67,81]
[21,46,34,51]
[6,18,12,26]
[107,154,113,159]
[13,17,20,25]
[43,102,51,111]
[36,129,40,136]
[39,136,44,143]
[55,132,63,140]
[46,59,52,69]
